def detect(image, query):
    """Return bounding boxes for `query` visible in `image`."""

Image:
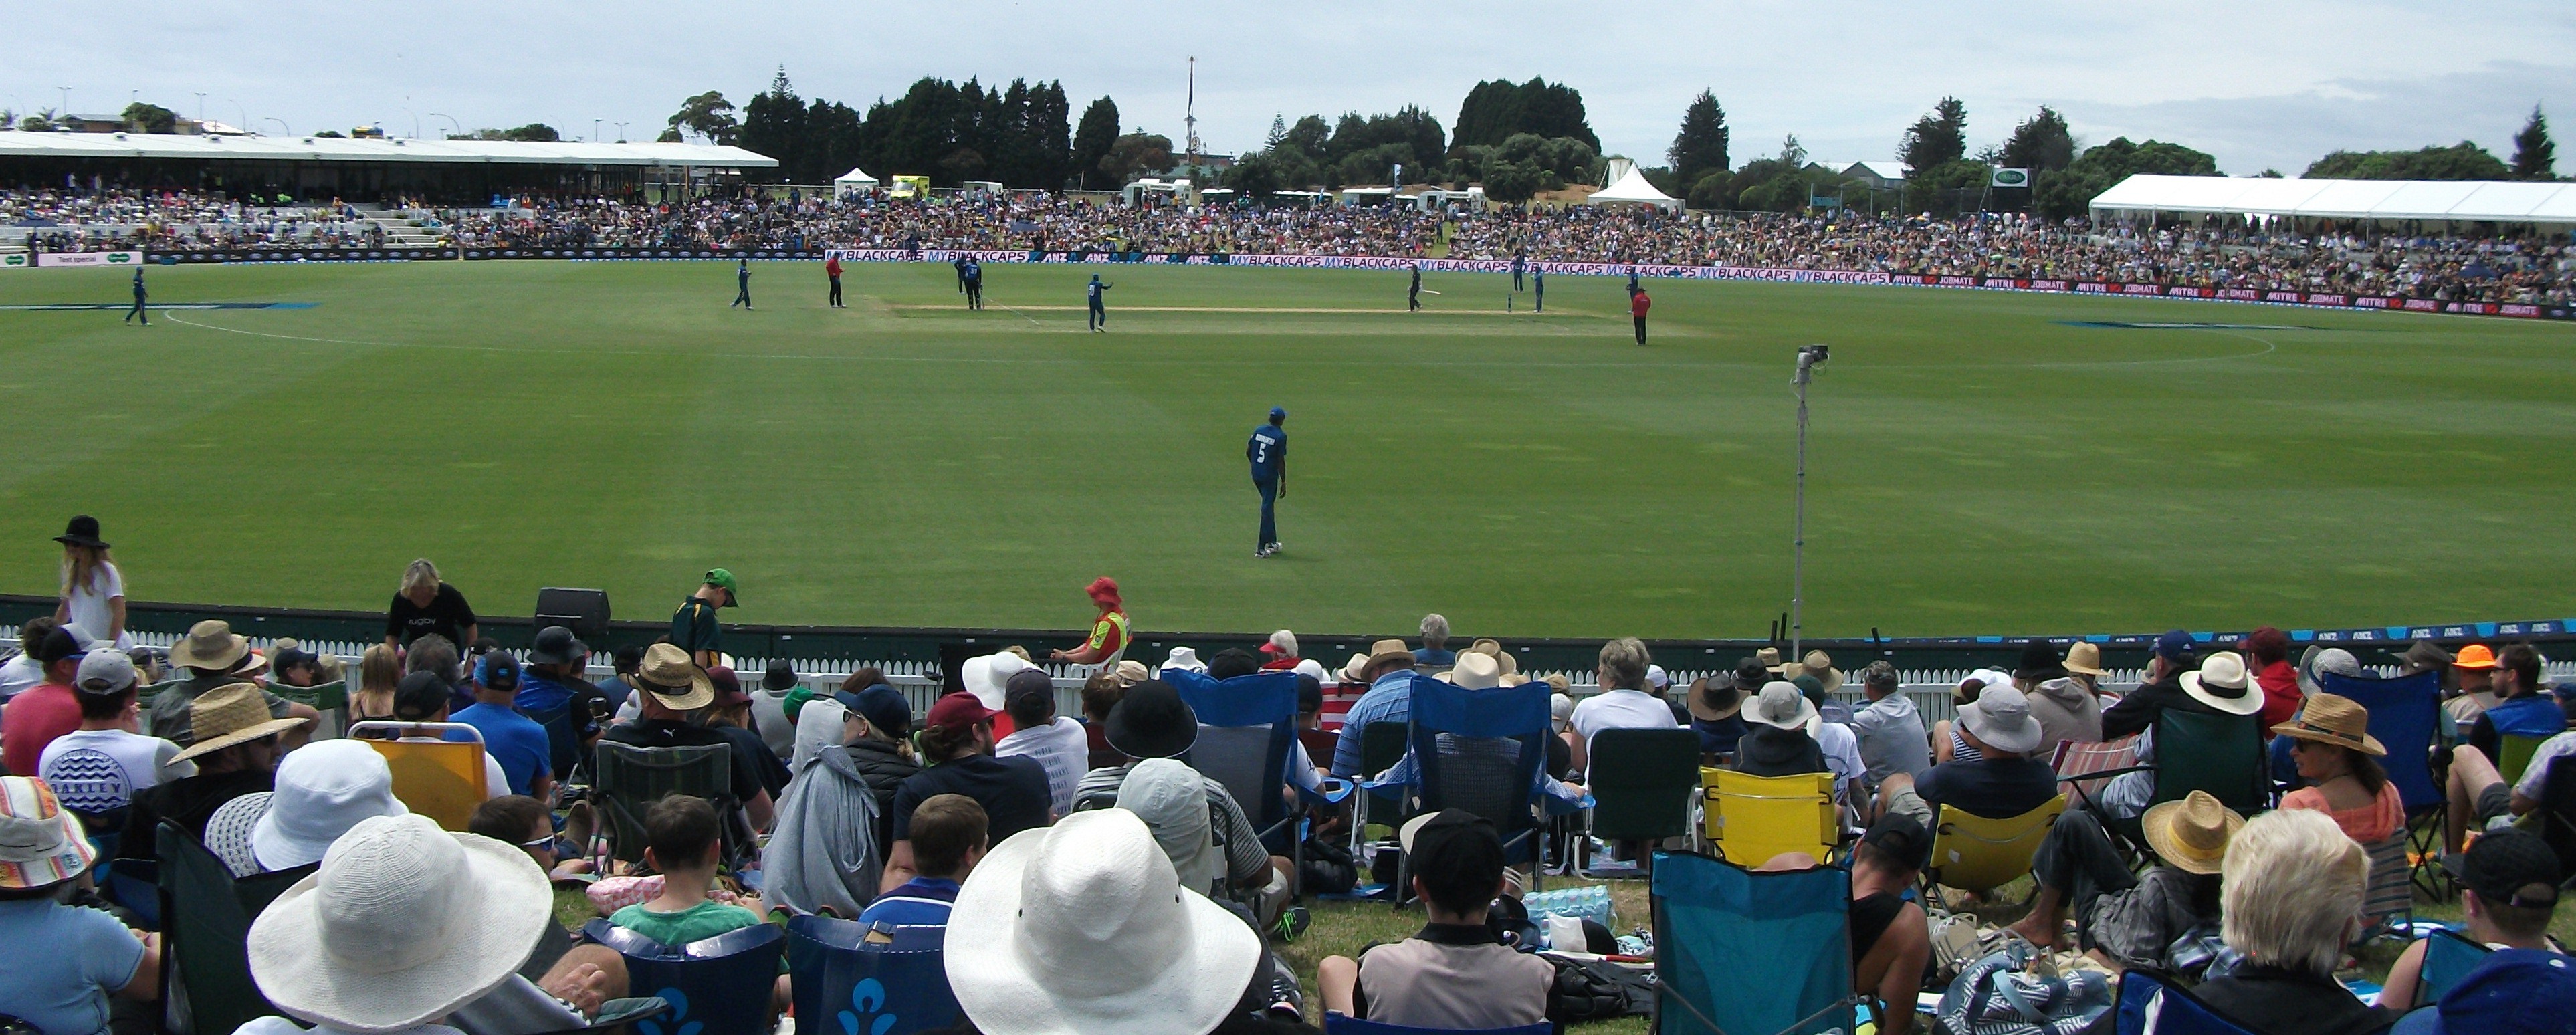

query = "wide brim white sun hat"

[945,809,1261,1035]
[962,651,1032,710]
[248,813,552,1034]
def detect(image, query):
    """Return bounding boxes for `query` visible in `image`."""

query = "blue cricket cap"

[2153,630,2195,661]
[1270,407,1287,420]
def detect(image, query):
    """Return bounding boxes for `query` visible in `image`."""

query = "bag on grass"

[1937,940,2114,1035]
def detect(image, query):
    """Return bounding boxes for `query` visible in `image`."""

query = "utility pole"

[1789,344,1828,658]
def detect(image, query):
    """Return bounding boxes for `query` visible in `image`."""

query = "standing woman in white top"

[51,515,130,650]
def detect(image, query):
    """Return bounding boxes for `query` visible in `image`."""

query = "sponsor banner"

[1879,616,2572,649]
[35,250,145,267]
[1,253,27,269]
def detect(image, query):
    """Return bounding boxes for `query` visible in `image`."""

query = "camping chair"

[104,857,161,929]
[2498,733,2549,788]
[1362,675,1558,901]
[1580,727,1702,871]
[584,919,785,1035]
[1352,719,1416,844]
[1923,796,2066,909]
[1653,850,1861,1035]
[2147,709,2270,814]
[349,720,490,830]
[593,741,738,866]
[2319,669,2446,898]
[1321,1014,1551,1035]
[1167,669,1351,869]
[267,679,348,739]
[2053,735,2140,813]
[2537,755,2576,881]
[786,915,962,1035]
[2412,927,2493,1010]
[2113,969,2260,1035]
[156,821,315,1035]
[1702,768,1839,868]
[2359,834,2413,938]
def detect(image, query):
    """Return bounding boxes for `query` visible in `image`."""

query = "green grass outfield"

[2,259,2571,640]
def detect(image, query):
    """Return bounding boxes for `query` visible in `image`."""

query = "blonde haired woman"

[383,558,477,651]
[51,515,130,649]
[350,643,405,722]
[2193,808,2395,1034]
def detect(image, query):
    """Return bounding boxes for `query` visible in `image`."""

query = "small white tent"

[1585,166,1681,211]
[833,167,880,193]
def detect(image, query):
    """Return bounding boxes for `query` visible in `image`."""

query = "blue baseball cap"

[2153,630,2195,661]
[2393,949,2576,1034]
[833,684,914,739]
[1269,407,1287,420]
[475,651,519,689]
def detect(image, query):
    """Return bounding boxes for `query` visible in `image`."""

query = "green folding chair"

[158,822,316,1035]
[1582,727,1703,869]
[593,741,736,865]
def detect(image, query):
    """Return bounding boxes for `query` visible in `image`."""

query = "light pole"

[429,112,460,139]
[266,118,290,136]
[1789,344,1829,658]
[57,87,70,116]
[614,121,628,143]
[594,119,602,143]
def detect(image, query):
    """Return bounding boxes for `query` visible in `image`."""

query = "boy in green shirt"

[607,794,763,945]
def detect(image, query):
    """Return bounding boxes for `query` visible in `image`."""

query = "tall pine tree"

[2512,104,2557,180]
[1898,97,1967,172]
[1072,97,1121,189]
[1668,90,1729,188]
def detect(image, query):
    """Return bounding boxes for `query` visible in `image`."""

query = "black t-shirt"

[2194,965,2395,1035]
[1915,754,2060,820]
[603,719,768,804]
[889,754,1052,845]
[387,583,477,647]
[711,723,790,798]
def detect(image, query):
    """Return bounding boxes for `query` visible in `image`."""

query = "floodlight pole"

[1790,345,1827,658]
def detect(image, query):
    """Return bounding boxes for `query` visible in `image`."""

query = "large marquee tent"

[2090,174,2576,227]
[1584,166,1682,211]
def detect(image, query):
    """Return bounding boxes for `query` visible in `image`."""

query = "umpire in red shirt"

[1630,287,1651,346]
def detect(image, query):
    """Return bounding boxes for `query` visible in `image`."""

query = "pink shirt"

[2281,780,2405,844]
[3,682,84,776]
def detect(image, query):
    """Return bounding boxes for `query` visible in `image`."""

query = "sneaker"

[1255,545,1275,558]
[1271,905,1311,942]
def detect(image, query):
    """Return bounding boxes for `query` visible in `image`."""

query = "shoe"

[1271,905,1310,942]
[1255,546,1273,558]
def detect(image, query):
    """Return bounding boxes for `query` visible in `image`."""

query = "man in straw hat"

[2003,790,2238,975]
[943,809,1297,1035]
[601,643,774,832]
[1873,684,2058,829]
[239,812,632,1035]
[2093,647,2267,820]
[1328,639,1431,778]
[2274,693,2406,844]
[119,683,311,859]
[148,619,318,749]
[0,775,163,1032]
[2379,828,2566,1012]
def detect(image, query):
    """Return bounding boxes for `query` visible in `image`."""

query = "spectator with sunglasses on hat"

[2379,828,2566,1012]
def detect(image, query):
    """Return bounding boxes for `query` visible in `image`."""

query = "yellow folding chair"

[349,721,488,830]
[1701,768,1839,867]
[1924,796,2065,907]
[2499,733,2547,788]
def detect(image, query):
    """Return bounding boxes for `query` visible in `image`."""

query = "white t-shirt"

[1570,688,1679,770]
[37,728,194,814]
[2514,730,2576,800]
[1814,721,1868,802]
[996,715,1091,818]
[62,563,132,651]
[0,655,43,703]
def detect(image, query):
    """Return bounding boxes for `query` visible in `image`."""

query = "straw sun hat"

[2139,790,2244,875]
[2270,693,2386,756]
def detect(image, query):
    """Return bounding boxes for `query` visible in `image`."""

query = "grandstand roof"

[0,130,777,168]
[2091,174,2576,224]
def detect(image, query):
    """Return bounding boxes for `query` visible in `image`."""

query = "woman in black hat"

[51,515,128,650]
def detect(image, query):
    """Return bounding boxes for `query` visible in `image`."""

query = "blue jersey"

[1087,280,1109,304]
[1248,425,1286,481]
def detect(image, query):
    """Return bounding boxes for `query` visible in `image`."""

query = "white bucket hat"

[253,741,409,871]
[962,651,1031,711]
[1745,681,1820,734]
[249,814,552,1033]
[1442,651,1503,690]
[945,809,1261,1035]
[1957,684,2045,756]
[1162,646,1207,674]
[2180,651,2264,716]
[1290,658,1329,683]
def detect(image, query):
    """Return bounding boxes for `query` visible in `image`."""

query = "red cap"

[925,691,998,729]
[1086,576,1121,604]
[706,665,750,705]
[1259,643,1283,655]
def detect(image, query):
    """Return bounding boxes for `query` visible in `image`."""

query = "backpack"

[1299,834,1359,895]
[1546,956,1655,1024]
[1937,940,2116,1035]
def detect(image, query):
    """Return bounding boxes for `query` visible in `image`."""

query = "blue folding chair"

[1652,850,1860,1035]
[1363,675,1560,903]
[584,919,785,1035]
[1166,669,1352,858]
[2320,669,2446,897]
[2413,927,2492,1010]
[1320,1013,1551,1035]
[2113,969,2259,1034]
[785,915,960,1035]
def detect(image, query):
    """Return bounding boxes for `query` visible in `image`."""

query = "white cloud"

[9,0,2570,178]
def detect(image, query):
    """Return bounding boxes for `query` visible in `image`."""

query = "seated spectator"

[470,793,591,883]
[2099,630,2203,741]
[1327,641,1421,778]
[2461,643,2565,763]
[2095,649,2267,820]
[2276,693,2406,844]
[240,812,628,1035]
[880,693,1051,893]
[1295,673,1325,733]
[595,644,646,713]
[453,651,554,800]
[2245,626,2304,729]
[1118,758,1229,897]
[996,668,1088,817]
[1413,614,1456,667]
[1206,647,1263,681]
[2193,809,2395,1035]
[0,775,162,1034]
[2005,790,2236,976]
[1847,816,1933,1035]
[2020,643,2103,751]
[1686,672,1749,758]
[1566,637,1677,775]
[601,645,775,831]
[859,793,988,927]
[787,669,863,771]
[148,620,317,748]
[1319,810,1555,1028]
[1258,630,1301,671]
[203,739,407,876]
[1734,681,1834,784]
[750,659,799,761]
[1786,651,1853,725]
[406,633,473,717]
[2380,828,2563,1010]
[349,642,403,723]
[267,643,335,695]
[119,683,309,858]
[1368,661,1588,814]
[1849,660,1930,789]
[762,688,903,918]
[1076,680,1293,921]
[383,671,516,803]
[2442,723,2575,853]
[702,666,790,800]
[0,618,60,701]
[516,626,609,744]
[1791,672,1870,796]
[2388,946,2576,1034]
[1876,684,2058,826]
[2444,643,2500,734]
[38,651,191,825]
[609,794,766,943]
[1,622,90,775]
[1081,671,1128,769]
[942,809,1310,1035]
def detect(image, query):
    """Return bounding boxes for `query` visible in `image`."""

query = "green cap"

[704,567,739,606]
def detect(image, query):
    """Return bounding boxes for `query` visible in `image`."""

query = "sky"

[13,0,2574,178]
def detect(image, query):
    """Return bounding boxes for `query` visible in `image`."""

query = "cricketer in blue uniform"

[1248,407,1288,557]
[732,258,754,309]
[126,267,148,325]
[1087,274,1112,331]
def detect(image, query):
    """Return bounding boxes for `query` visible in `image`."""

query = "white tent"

[2090,174,2576,226]
[1585,166,1681,211]
[833,167,880,193]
